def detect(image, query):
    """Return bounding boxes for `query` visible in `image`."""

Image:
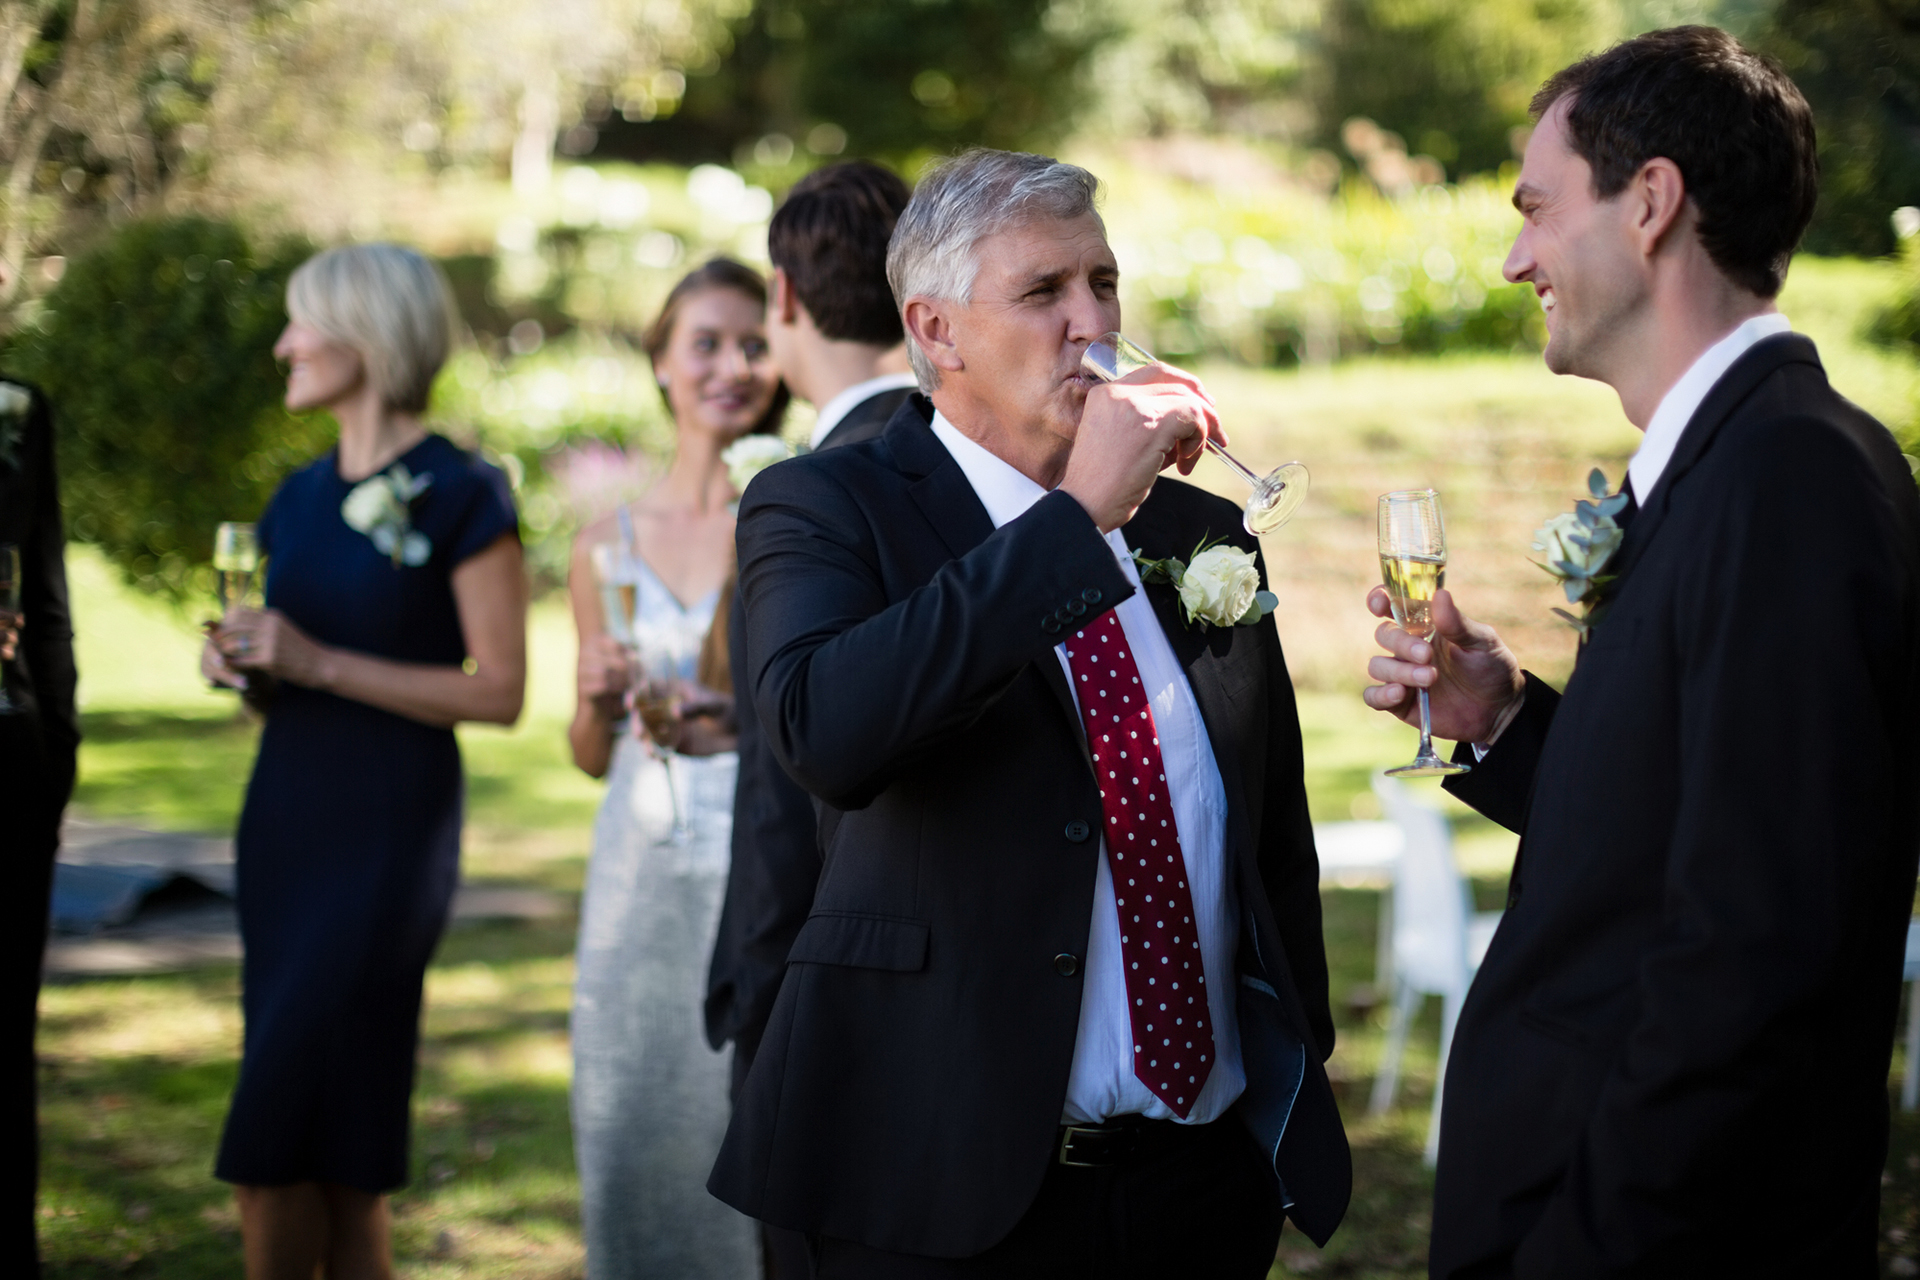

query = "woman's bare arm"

[210,534,528,729]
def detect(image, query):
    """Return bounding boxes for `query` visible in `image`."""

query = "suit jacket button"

[1042,616,1061,634]
[1064,819,1091,842]
[1082,588,1102,604]
[1055,605,1073,624]
[1054,953,1080,977]
[1067,599,1087,617]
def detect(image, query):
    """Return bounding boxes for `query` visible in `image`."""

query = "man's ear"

[1632,157,1689,259]
[771,267,801,326]
[902,296,964,375]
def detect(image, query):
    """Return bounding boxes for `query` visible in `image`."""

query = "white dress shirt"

[807,372,922,450]
[928,411,1247,1126]
[1627,312,1793,503]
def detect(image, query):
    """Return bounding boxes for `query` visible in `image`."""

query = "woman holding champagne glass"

[199,244,525,1280]
[565,258,785,1278]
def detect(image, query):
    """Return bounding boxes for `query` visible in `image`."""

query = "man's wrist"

[1474,689,1527,754]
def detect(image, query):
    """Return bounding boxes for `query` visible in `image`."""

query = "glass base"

[1243,462,1310,535]
[1385,756,1469,778]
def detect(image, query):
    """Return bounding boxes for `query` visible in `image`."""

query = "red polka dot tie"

[1062,609,1214,1117]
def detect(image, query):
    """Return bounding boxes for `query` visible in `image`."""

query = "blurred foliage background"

[0,0,1910,596]
[15,3,1920,1276]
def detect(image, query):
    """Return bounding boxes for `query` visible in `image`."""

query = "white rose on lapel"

[1531,467,1628,639]
[341,462,433,567]
[722,435,795,495]
[1179,545,1261,627]
[1132,538,1277,631]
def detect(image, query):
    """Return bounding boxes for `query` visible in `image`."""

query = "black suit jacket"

[0,379,77,809]
[705,384,917,1063]
[1433,335,1920,1278]
[709,395,1350,1256]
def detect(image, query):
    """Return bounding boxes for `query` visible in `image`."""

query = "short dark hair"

[767,161,912,346]
[643,258,789,437]
[1532,25,1817,298]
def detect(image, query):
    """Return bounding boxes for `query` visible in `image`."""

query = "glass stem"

[1205,441,1264,489]
[661,750,689,842]
[1416,686,1438,763]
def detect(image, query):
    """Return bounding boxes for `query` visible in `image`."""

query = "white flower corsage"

[722,435,796,495]
[0,382,30,472]
[1132,538,1277,631]
[1532,467,1629,639]
[342,462,433,567]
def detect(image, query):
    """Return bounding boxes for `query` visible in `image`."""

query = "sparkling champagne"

[217,568,254,613]
[1379,553,1445,639]
[213,522,260,613]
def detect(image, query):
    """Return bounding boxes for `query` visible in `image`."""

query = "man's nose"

[1064,280,1117,342]
[1502,229,1533,285]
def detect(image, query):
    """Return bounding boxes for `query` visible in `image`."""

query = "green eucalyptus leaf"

[1588,468,1609,499]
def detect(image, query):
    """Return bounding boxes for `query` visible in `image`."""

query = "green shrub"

[1098,164,1547,364]
[9,217,326,602]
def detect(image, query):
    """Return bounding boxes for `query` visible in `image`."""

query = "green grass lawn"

[39,282,1920,1277]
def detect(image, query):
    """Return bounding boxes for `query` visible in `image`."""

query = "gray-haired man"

[708,148,1350,1277]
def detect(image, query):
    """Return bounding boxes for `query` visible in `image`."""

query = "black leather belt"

[1055,1114,1204,1168]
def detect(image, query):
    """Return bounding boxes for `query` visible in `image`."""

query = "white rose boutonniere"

[1132,538,1277,631]
[342,462,433,567]
[1532,467,1629,639]
[0,381,31,473]
[722,435,796,496]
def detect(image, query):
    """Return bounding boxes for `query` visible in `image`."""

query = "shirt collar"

[807,371,922,450]
[1628,312,1793,503]
[927,409,1051,530]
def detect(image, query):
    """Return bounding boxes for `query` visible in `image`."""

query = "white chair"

[1366,774,1502,1166]
[1313,819,1404,989]
[1902,922,1920,1111]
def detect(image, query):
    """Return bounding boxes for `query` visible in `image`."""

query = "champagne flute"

[0,544,19,715]
[1081,332,1310,535]
[588,543,641,730]
[214,522,261,614]
[633,638,692,846]
[1379,490,1468,778]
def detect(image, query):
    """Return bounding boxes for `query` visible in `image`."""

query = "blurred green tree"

[1760,0,1920,257]
[662,0,1103,164]
[6,216,329,599]
[1312,0,1607,179]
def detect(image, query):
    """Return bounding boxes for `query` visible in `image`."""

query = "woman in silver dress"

[565,259,787,1279]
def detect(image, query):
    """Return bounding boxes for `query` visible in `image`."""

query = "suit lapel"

[888,398,1090,757]
[1121,492,1250,816]
[1606,333,1820,587]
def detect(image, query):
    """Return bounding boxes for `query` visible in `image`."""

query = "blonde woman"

[567,259,784,1279]
[201,244,526,1279]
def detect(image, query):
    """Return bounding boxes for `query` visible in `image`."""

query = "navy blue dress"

[214,434,517,1192]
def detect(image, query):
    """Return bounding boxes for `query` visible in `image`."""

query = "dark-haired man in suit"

[704,158,915,1277]
[1364,27,1920,1277]
[0,379,77,1277]
[712,147,1349,1277]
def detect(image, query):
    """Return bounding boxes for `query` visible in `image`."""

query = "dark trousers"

[810,1113,1284,1279]
[0,718,65,1280]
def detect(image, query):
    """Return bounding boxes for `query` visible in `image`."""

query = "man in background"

[0,378,78,1277]
[704,158,913,1278]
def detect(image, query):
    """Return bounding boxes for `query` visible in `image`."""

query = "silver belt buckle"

[1056,1123,1104,1168]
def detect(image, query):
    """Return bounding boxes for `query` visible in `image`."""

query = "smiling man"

[1362,27,1920,1278]
[709,148,1350,1277]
